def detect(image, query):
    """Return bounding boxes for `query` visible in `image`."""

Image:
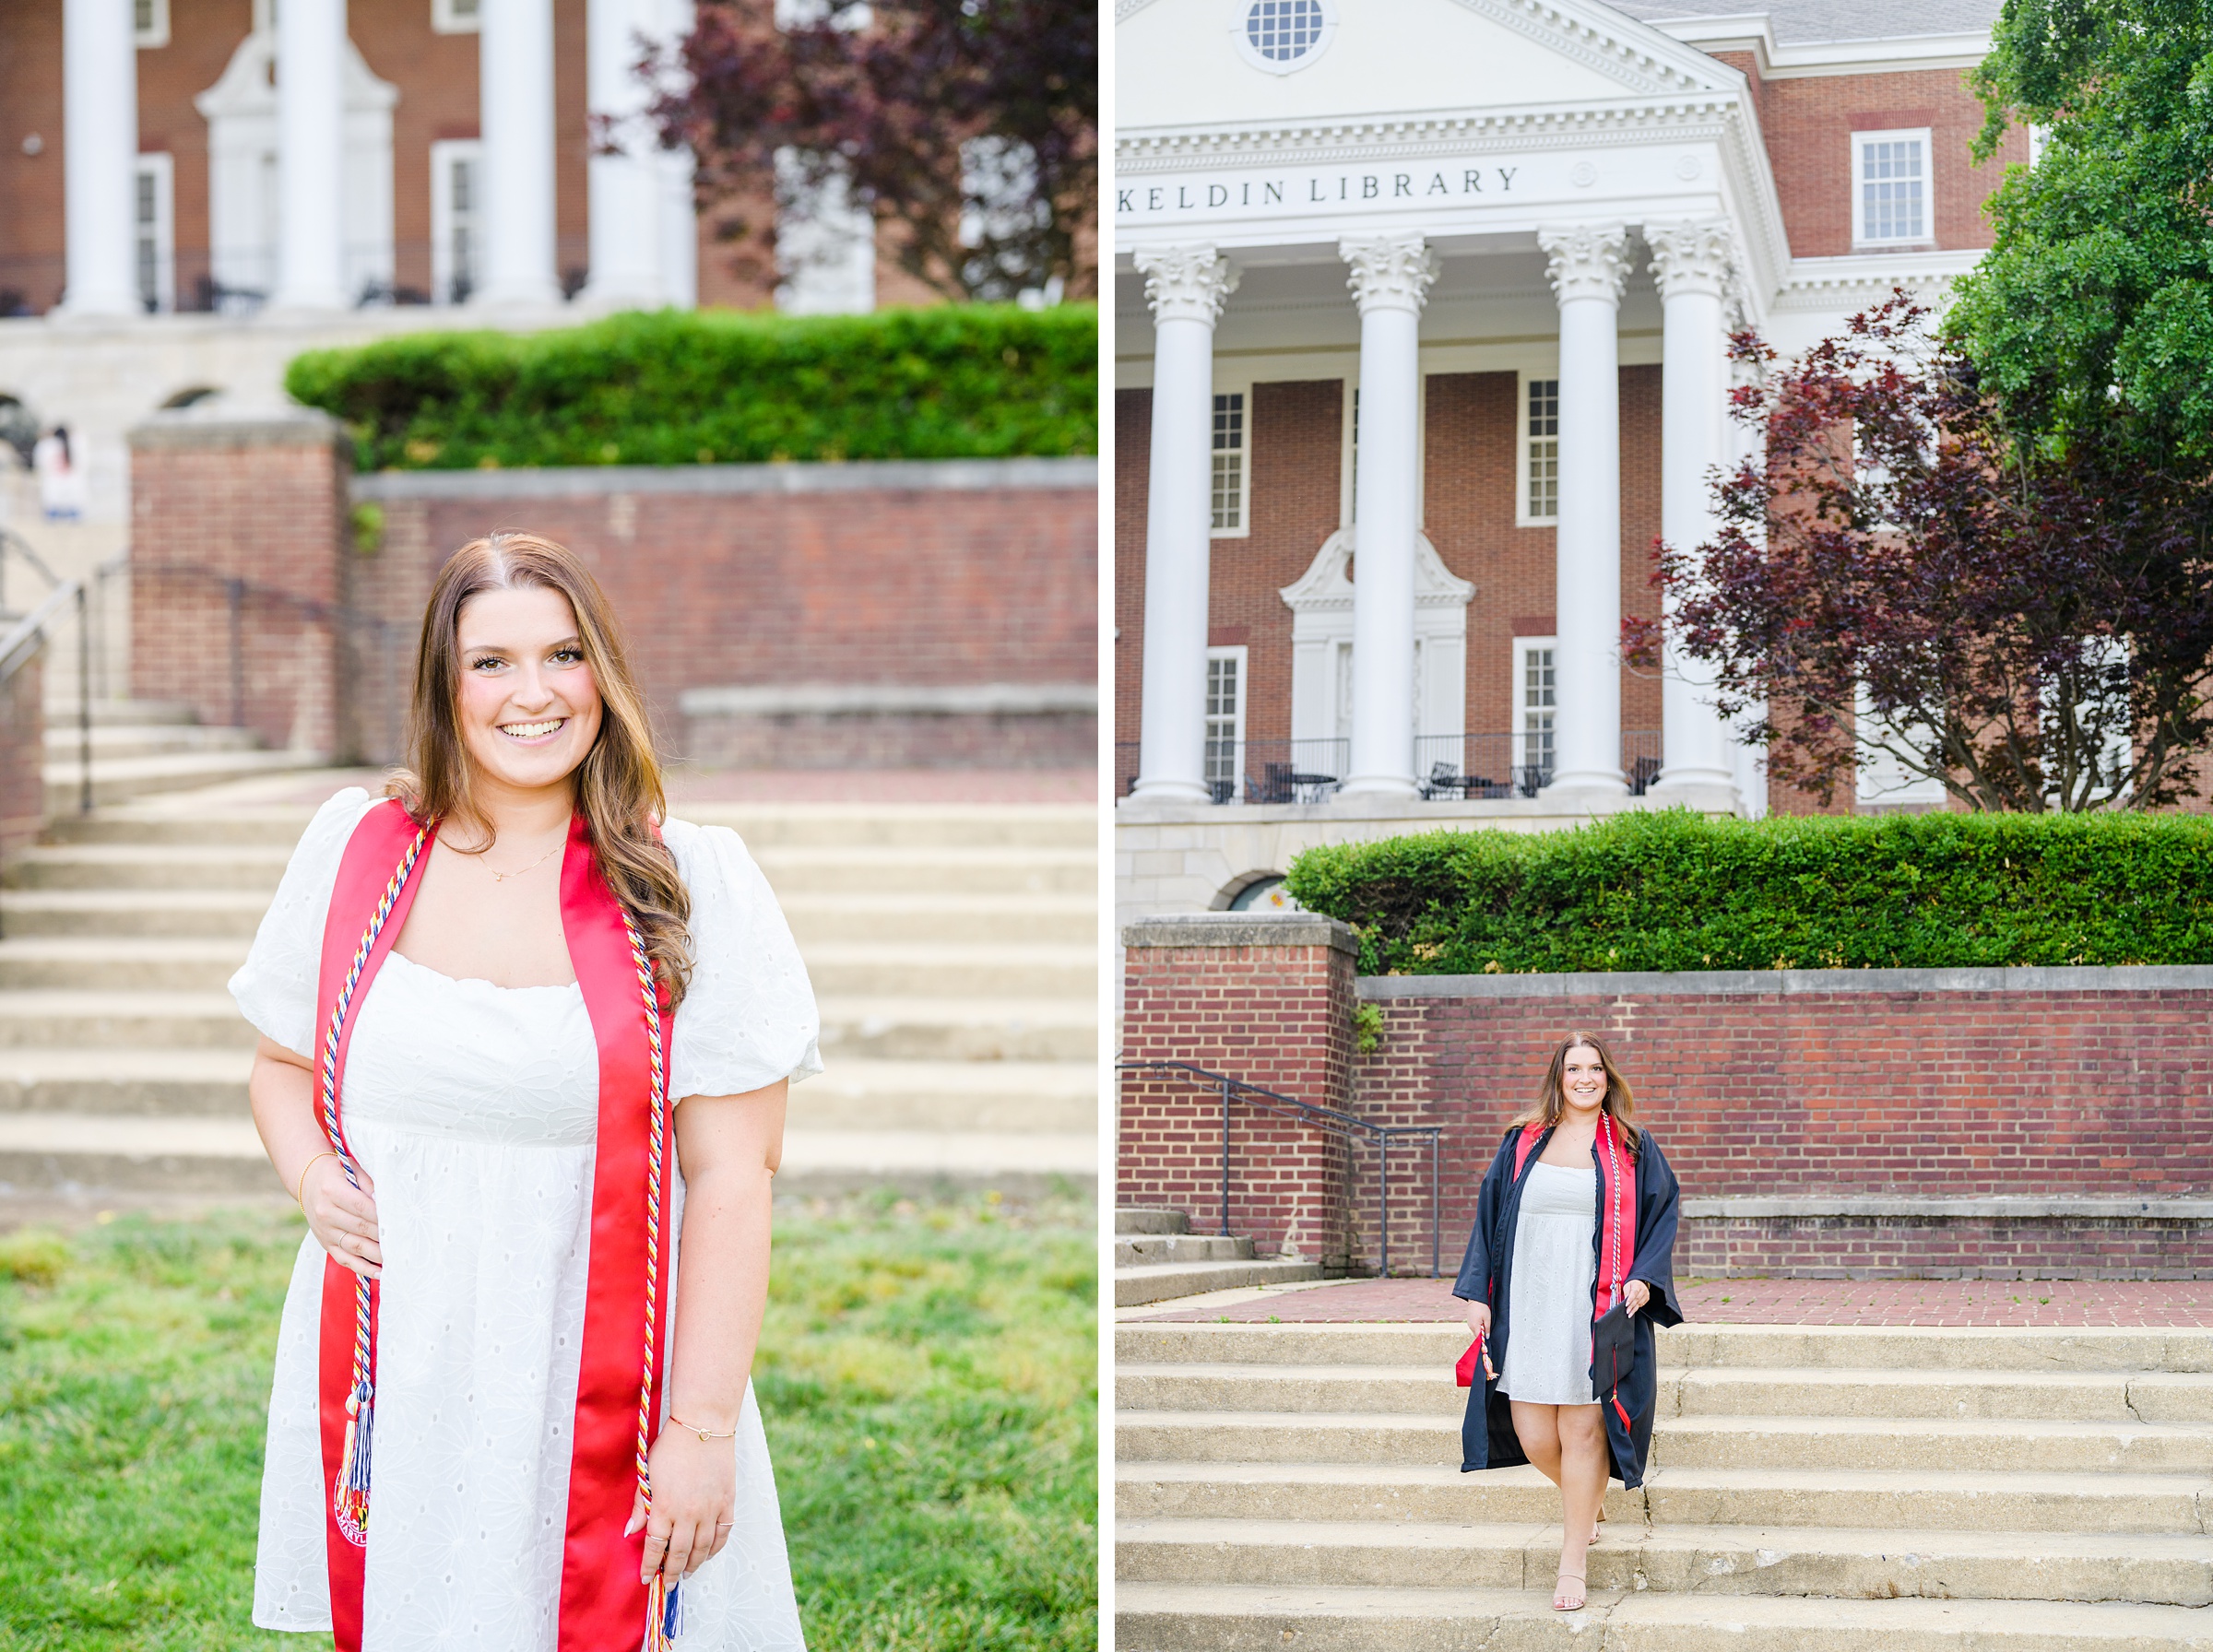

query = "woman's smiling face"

[1560,1044,1607,1111]
[454,584,603,796]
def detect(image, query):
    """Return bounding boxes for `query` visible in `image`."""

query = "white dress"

[1498,1162,1598,1407]
[230,788,822,1650]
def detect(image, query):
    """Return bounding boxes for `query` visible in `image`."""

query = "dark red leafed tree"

[1624,293,2213,811]
[647,0,1096,304]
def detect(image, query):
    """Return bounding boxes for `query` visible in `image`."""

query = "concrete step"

[776,1127,1094,1198]
[0,1111,277,1193]
[1118,1235,1255,1266]
[1114,1363,2213,1427]
[43,701,200,728]
[797,943,1094,1001]
[816,997,1095,1062]
[779,893,1095,948]
[1117,1257,1327,1308]
[1115,1460,2213,1535]
[3,844,292,893]
[0,938,247,992]
[1113,1582,2213,1651]
[41,749,327,811]
[1115,1409,2213,1476]
[750,845,1095,896]
[0,991,256,1049]
[1114,1516,2213,1606]
[0,889,270,938]
[680,802,1095,849]
[1120,1208,1192,1235]
[42,724,258,760]
[0,1048,247,1113]
[800,1059,1096,1134]
[1114,1322,2213,1376]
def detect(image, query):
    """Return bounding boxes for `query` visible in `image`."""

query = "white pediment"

[1279,526,1474,620]
[1119,0,1733,133]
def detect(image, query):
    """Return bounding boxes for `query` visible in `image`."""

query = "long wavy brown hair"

[387,532,693,1009]
[1511,1032,1642,1158]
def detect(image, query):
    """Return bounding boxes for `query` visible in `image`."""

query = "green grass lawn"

[0,1195,1096,1650]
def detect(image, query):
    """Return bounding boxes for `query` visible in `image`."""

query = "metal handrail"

[1117,1057,1445,1279]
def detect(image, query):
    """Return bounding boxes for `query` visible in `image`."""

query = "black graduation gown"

[1452,1120,1683,1489]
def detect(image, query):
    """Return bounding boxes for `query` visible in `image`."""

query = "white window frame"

[134,152,175,313]
[252,0,276,31]
[1511,635,1558,781]
[1229,0,1339,77]
[1204,644,1249,801]
[432,0,481,33]
[1851,126,1934,251]
[135,0,171,48]
[1516,371,1560,527]
[1338,381,1358,526]
[430,139,483,307]
[1210,384,1250,537]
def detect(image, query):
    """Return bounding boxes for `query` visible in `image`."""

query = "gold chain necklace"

[454,837,565,883]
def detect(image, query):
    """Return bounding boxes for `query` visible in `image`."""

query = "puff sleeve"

[663,818,822,1101]
[226,787,379,1060]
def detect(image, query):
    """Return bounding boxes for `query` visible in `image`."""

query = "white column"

[1646,218,1741,808]
[274,0,350,310]
[60,0,139,317]
[583,0,663,307]
[1337,234,1438,799]
[1538,224,1631,799]
[1130,245,1238,806]
[477,0,562,307]
[655,0,698,308]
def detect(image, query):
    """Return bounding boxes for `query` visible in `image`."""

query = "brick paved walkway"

[1127,1275,2213,1326]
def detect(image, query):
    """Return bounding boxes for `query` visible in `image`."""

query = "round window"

[1232,0,1336,75]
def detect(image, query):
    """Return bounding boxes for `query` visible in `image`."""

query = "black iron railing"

[1118,1058,1445,1279]
[1119,731,1665,805]
[0,531,105,817]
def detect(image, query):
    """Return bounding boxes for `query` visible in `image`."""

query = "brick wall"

[0,649,43,864]
[128,420,1096,768]
[1116,924,2213,1278]
[127,410,349,756]
[1114,386,1152,798]
[1119,914,1360,1268]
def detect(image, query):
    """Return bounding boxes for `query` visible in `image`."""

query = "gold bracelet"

[294,1150,339,1206]
[666,1412,740,1442]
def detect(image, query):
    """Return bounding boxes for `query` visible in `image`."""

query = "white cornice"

[1774,247,1984,310]
[1649,15,1991,78]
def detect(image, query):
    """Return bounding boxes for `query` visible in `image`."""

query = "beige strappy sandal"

[1553,1564,1587,1611]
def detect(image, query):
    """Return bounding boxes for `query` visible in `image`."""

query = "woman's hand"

[626,1426,738,1585]
[302,1155,382,1280]
[1623,1280,1651,1316]
[1462,1300,1497,1378]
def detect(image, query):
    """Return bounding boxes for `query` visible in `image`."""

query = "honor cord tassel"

[318,823,430,1545]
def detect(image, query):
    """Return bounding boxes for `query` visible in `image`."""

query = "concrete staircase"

[1115,1319,2213,1649]
[1117,1207,1326,1306]
[41,701,325,812]
[0,782,1095,1205]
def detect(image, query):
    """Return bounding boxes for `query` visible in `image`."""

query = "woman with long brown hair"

[1452,1033,1682,1615]
[231,534,816,1650]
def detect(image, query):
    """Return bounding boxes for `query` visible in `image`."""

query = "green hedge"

[1283,809,2213,975]
[285,303,1097,471]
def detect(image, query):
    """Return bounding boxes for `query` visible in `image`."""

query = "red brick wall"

[1119,916,1359,1267]
[128,415,349,755]
[0,0,66,311]
[1220,379,1341,749]
[1114,386,1151,797]
[0,650,44,864]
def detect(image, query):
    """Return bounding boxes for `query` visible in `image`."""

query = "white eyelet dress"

[1497,1162,1599,1407]
[229,788,822,1650]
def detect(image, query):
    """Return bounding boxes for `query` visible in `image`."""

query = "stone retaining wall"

[1120,914,2213,1279]
[0,648,42,864]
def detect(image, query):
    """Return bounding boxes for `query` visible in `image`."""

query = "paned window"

[135,0,170,47]
[1346,385,1359,524]
[1514,638,1557,791]
[431,141,483,305]
[1246,0,1325,61]
[1852,129,1931,247]
[1211,392,1246,532]
[1525,378,1559,523]
[1204,648,1246,801]
[433,0,480,32]
[134,154,174,313]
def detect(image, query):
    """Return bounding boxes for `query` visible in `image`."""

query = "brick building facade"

[1115,0,2027,923]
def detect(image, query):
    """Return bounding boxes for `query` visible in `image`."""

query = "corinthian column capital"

[1133,244,1241,326]
[1339,234,1440,316]
[1647,218,1735,302]
[1539,223,1631,306]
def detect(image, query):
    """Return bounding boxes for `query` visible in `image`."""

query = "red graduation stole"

[1512,1109,1639,1318]
[312,799,680,1652]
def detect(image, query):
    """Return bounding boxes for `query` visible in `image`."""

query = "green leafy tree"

[1955,0,2213,464]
